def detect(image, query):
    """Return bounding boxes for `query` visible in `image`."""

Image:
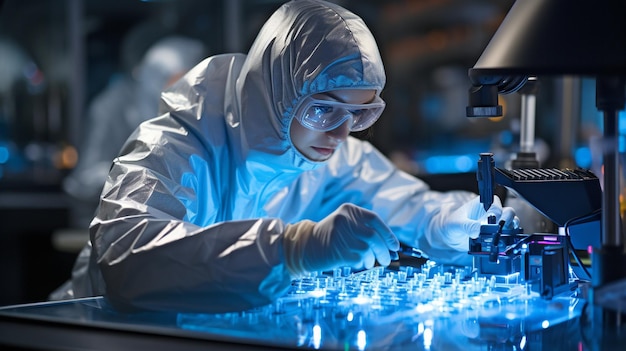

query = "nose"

[325,117,351,141]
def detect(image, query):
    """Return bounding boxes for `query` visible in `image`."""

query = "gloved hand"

[431,195,517,251]
[283,203,400,276]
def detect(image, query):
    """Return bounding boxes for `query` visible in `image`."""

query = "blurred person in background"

[62,35,207,228]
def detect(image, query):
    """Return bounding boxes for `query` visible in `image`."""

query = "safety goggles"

[293,95,386,132]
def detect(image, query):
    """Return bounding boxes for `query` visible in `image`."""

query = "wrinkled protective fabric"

[62,36,206,227]
[65,0,476,313]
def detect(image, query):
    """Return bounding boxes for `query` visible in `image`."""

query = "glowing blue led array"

[282,263,528,319]
[177,262,558,350]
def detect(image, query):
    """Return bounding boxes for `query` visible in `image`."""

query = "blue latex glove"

[283,203,400,276]
[431,195,517,251]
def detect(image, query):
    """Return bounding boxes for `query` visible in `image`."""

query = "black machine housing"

[469,153,603,299]
[469,225,573,299]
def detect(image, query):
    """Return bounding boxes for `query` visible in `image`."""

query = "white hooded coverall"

[67,0,478,313]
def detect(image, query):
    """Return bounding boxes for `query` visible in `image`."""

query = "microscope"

[463,0,626,340]
[469,152,602,299]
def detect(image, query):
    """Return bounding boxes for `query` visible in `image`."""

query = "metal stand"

[511,77,541,169]
[589,76,626,332]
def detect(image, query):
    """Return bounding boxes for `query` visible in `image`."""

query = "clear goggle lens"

[294,95,385,132]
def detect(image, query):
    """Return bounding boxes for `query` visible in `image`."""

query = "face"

[290,89,377,162]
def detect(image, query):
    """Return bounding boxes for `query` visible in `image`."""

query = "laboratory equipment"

[477,153,602,228]
[0,262,586,350]
[464,0,626,335]
[471,152,601,299]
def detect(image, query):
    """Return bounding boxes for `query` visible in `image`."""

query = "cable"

[563,209,602,281]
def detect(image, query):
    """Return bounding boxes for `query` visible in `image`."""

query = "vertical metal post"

[590,76,626,335]
[557,76,581,169]
[601,108,621,248]
[519,90,536,154]
[66,0,84,147]
[596,77,625,249]
[511,77,540,169]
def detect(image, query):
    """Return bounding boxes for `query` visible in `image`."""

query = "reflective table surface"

[0,264,620,350]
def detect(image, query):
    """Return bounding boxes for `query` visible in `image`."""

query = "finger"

[356,221,395,267]
[363,232,393,267]
[513,216,520,229]
[492,195,503,207]
[374,249,391,267]
[366,217,400,251]
[362,250,376,269]
[349,205,400,251]
[500,207,516,225]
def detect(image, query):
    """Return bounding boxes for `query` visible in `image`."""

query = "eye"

[312,105,333,115]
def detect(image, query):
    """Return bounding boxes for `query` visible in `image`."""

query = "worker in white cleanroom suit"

[58,0,516,313]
